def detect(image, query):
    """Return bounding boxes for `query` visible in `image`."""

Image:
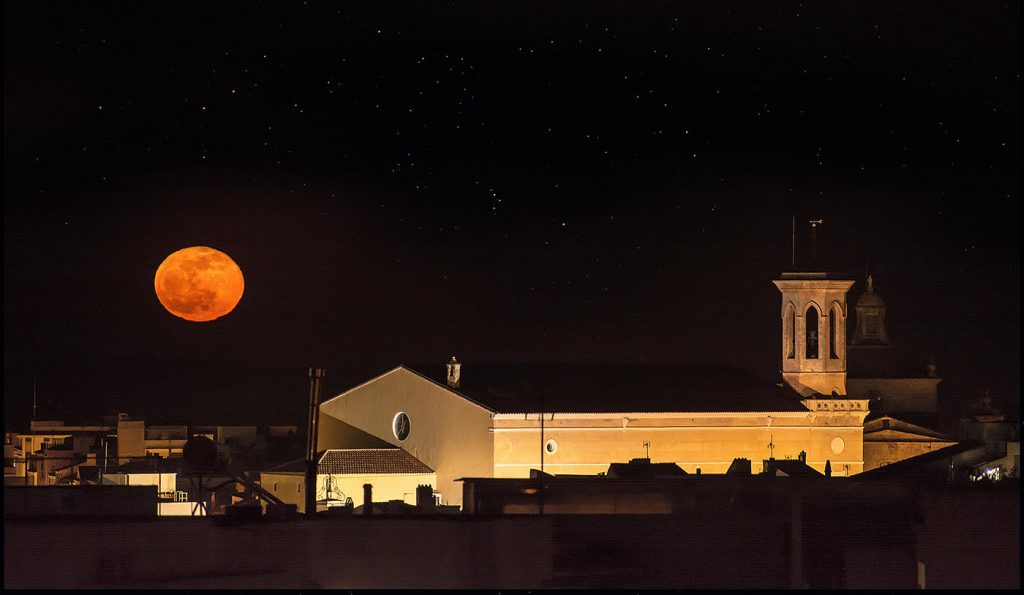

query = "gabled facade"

[318,367,494,507]
[862,416,957,472]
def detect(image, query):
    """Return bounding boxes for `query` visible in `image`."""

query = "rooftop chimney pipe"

[446,357,461,388]
[305,367,325,517]
[363,483,374,516]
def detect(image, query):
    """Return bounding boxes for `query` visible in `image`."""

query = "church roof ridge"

[402,361,809,414]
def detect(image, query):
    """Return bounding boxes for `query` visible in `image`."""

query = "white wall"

[158,502,204,516]
[319,367,494,507]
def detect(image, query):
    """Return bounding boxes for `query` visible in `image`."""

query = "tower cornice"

[773,279,856,291]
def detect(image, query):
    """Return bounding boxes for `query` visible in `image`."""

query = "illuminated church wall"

[320,376,868,491]
[319,367,494,507]
[493,409,866,477]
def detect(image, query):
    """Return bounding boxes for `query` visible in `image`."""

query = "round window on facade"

[830,436,845,455]
[545,438,558,455]
[392,412,411,442]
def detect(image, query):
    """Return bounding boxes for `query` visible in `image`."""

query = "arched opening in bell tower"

[785,303,795,359]
[805,306,819,359]
[829,303,841,359]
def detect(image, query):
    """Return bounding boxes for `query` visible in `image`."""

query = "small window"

[273,482,278,492]
[393,412,411,442]
[297,483,301,493]
[882,419,890,429]
[545,438,558,454]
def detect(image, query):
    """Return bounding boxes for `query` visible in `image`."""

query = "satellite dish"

[183,435,218,474]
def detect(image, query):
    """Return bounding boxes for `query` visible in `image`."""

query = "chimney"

[416,484,436,513]
[363,483,373,516]
[446,356,461,388]
[798,450,807,464]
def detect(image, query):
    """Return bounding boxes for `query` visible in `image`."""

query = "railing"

[157,490,190,502]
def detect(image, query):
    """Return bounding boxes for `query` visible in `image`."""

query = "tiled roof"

[607,459,687,479]
[318,448,433,475]
[405,362,808,413]
[763,459,823,477]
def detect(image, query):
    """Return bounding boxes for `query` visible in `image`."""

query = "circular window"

[392,412,410,442]
[830,436,845,455]
[545,438,558,454]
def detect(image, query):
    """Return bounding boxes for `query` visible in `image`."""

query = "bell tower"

[772,272,856,397]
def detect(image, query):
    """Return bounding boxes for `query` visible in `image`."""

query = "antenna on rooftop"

[768,434,775,459]
[538,385,546,515]
[643,441,651,459]
[791,214,796,269]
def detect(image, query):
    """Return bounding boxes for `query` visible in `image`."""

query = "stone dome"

[856,291,885,308]
[856,275,885,308]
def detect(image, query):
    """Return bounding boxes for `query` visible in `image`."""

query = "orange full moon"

[154,246,244,322]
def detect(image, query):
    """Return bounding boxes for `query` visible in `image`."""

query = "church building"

[316,270,950,507]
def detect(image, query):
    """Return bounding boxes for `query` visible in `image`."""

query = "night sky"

[5,2,1019,428]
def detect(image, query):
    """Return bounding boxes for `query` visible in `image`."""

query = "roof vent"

[445,356,461,388]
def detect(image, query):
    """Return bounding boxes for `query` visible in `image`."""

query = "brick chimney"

[416,484,435,513]
[363,483,373,516]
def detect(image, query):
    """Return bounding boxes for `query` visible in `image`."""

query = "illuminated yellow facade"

[493,405,867,477]
[319,367,869,507]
